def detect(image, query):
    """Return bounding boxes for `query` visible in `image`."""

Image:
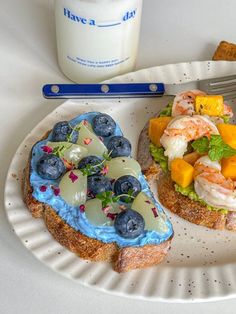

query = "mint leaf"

[210,135,223,146]
[208,135,236,161]
[191,136,209,153]
[222,146,236,158]
[192,134,236,161]
[208,146,224,161]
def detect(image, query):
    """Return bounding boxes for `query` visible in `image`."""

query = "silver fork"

[198,75,236,100]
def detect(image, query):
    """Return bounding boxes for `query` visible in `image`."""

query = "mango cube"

[148,117,172,147]
[195,95,224,116]
[171,158,194,188]
[221,156,236,180]
[217,123,236,149]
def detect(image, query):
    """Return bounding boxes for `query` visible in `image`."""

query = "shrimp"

[171,90,234,118]
[224,103,234,118]
[194,156,236,211]
[160,115,219,162]
[172,90,206,117]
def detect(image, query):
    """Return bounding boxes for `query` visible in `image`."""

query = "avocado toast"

[137,90,236,230]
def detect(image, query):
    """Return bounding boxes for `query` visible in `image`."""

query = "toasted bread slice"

[212,40,236,61]
[23,120,173,272]
[137,119,236,231]
[23,151,171,272]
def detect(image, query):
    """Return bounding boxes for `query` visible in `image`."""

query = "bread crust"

[137,121,236,231]
[22,137,172,272]
[212,40,236,61]
[157,175,236,230]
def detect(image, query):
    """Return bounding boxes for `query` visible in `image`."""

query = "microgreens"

[80,163,100,176]
[122,189,136,203]
[96,190,135,208]
[103,151,112,161]
[66,124,81,142]
[96,191,120,208]
[80,151,113,176]
[52,144,72,158]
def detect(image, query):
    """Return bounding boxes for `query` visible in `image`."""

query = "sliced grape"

[76,121,108,157]
[131,192,169,234]
[59,170,87,206]
[47,141,88,166]
[78,120,93,132]
[105,157,141,179]
[85,199,121,226]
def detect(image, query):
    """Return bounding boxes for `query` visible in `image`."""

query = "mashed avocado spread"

[149,102,173,172]
[149,144,168,173]
[159,102,173,117]
[174,184,228,214]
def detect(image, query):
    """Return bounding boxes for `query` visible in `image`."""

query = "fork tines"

[199,74,236,100]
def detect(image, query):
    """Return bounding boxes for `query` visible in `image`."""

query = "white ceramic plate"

[4,61,236,302]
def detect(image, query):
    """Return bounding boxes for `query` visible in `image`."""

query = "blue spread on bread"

[30,112,173,247]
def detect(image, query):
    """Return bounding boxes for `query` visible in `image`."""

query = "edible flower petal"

[102,206,111,214]
[100,165,109,175]
[41,145,53,154]
[39,185,47,192]
[79,204,85,212]
[151,207,158,218]
[69,171,79,183]
[107,213,117,221]
[52,186,60,196]
[83,138,93,145]
[63,158,74,170]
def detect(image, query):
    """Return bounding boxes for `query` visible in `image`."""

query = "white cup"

[54,0,143,83]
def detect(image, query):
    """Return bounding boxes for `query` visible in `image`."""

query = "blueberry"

[51,121,78,143]
[87,175,112,196]
[114,175,141,201]
[107,136,131,158]
[36,154,66,180]
[77,156,102,175]
[114,209,145,239]
[92,113,116,137]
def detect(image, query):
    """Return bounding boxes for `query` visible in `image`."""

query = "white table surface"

[1,0,236,313]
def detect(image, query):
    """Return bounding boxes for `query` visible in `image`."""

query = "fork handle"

[42,83,165,99]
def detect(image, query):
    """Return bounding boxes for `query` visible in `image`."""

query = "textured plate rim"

[4,60,236,303]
